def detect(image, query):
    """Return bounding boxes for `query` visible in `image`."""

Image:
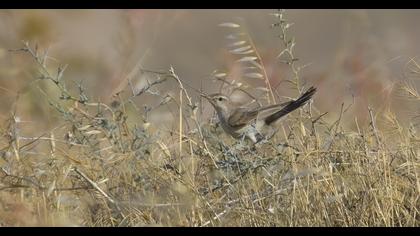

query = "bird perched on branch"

[202,86,317,143]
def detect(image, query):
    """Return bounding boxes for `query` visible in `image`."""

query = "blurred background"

[1,9,420,133]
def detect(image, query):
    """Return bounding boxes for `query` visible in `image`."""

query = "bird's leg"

[232,133,251,152]
[234,133,247,151]
[241,133,247,143]
[266,128,276,140]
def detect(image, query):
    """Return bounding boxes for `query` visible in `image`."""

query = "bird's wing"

[227,107,259,129]
[227,86,317,128]
[228,101,291,128]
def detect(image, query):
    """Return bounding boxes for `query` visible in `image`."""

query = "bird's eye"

[218,97,223,101]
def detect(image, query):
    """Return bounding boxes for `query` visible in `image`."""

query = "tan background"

[1,9,419,131]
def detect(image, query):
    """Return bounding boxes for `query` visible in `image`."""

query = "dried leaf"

[249,60,263,69]
[219,22,241,28]
[214,73,227,78]
[47,180,56,197]
[85,130,102,135]
[236,56,257,62]
[300,122,306,137]
[225,33,245,40]
[256,87,270,92]
[242,66,257,70]
[233,49,254,55]
[227,41,246,47]
[229,46,252,54]
[143,122,151,130]
[244,73,264,79]
[97,178,109,184]
[78,125,92,131]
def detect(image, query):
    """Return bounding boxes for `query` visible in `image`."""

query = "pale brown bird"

[202,86,317,143]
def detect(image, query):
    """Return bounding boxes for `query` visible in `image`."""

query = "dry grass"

[0,11,419,227]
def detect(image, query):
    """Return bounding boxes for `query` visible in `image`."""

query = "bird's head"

[201,93,230,112]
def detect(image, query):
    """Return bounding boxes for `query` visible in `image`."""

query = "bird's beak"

[200,93,216,106]
[200,93,210,100]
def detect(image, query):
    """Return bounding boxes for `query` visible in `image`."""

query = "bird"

[201,86,317,143]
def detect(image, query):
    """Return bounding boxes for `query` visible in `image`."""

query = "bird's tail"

[264,86,317,126]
